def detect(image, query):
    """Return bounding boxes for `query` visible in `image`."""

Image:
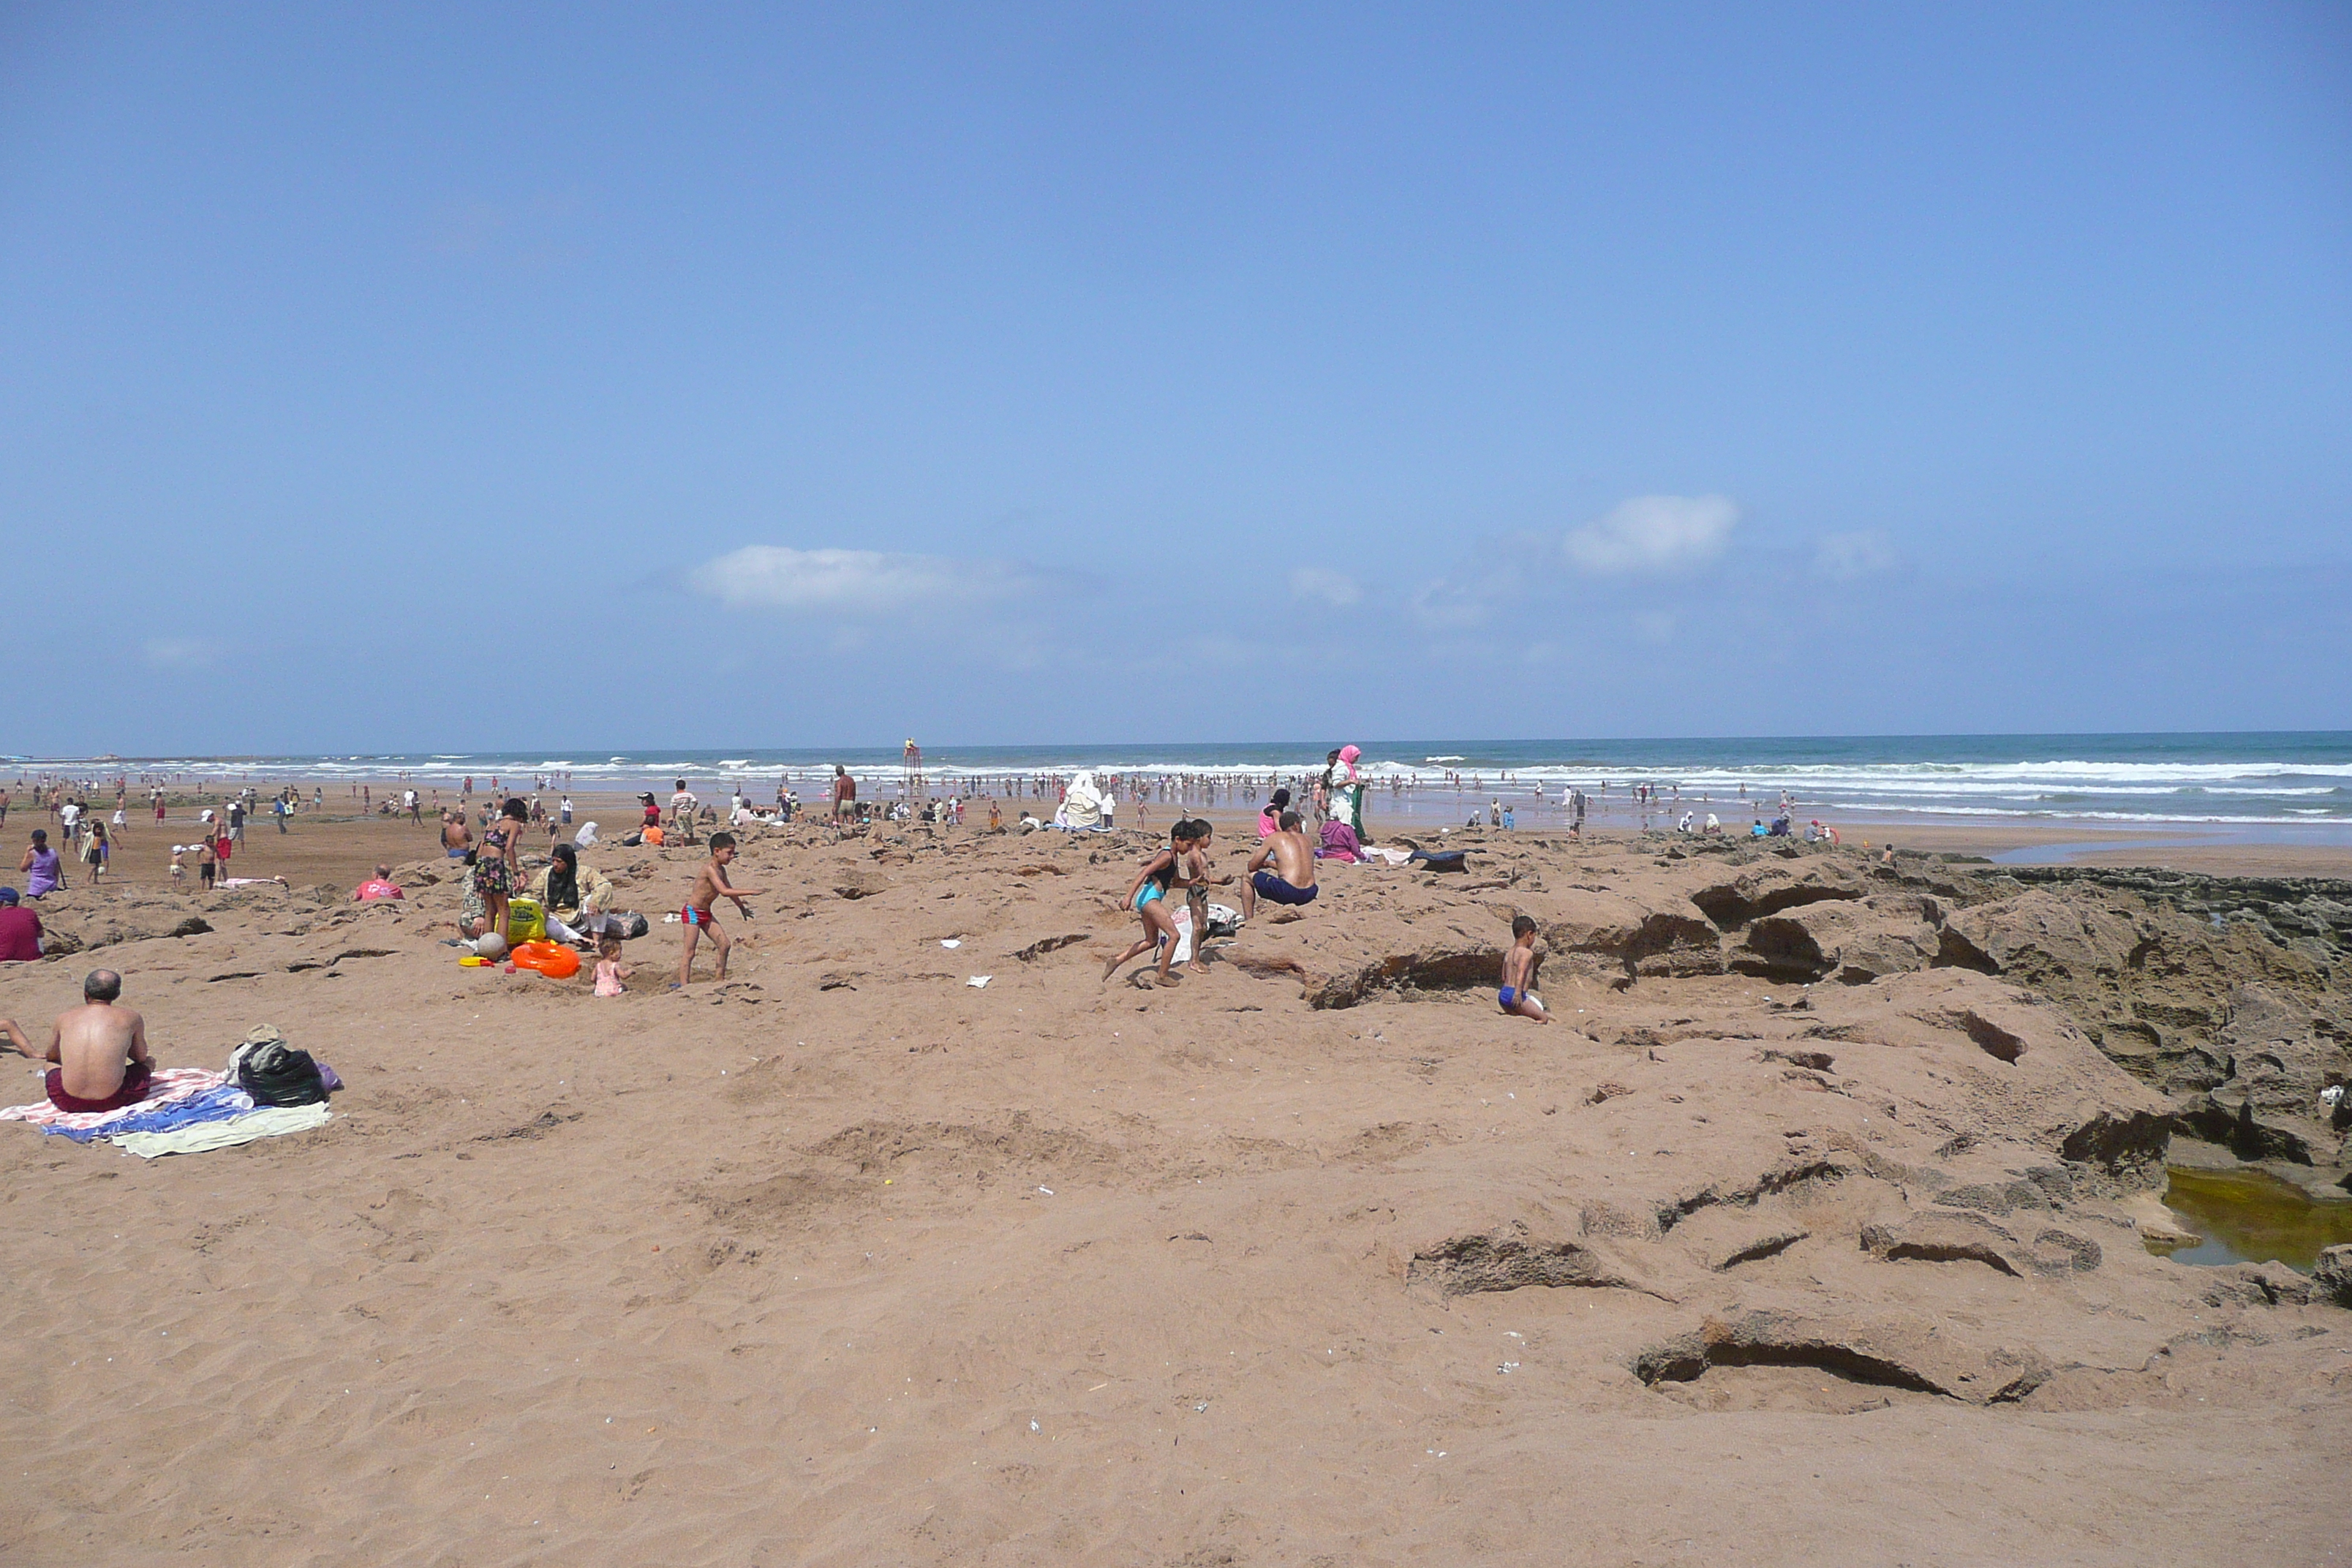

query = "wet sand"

[42,792,2352,898]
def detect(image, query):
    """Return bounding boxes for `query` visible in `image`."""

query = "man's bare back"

[1262,829,1315,889]
[2,972,150,1100]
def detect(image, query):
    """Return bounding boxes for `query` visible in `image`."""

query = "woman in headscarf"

[527,840,616,946]
[1329,745,1370,845]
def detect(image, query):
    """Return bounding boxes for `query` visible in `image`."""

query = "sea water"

[15,732,2352,837]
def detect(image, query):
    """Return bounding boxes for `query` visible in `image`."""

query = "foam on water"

[18,732,2352,833]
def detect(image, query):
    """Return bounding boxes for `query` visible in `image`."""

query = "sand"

[1,806,2345,1566]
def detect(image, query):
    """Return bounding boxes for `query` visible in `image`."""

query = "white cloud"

[1289,567,1362,607]
[1564,494,1740,576]
[1813,530,1897,581]
[691,546,1035,614]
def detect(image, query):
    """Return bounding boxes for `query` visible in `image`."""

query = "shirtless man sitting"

[440,810,474,860]
[1241,810,1319,920]
[1,969,156,1112]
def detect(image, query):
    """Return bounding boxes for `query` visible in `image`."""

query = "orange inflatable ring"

[509,941,581,979]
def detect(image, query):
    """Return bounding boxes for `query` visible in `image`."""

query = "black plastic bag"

[239,1041,328,1107]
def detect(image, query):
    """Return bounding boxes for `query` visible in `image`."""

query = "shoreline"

[26,785,2352,895]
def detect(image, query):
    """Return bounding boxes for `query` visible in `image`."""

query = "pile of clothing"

[0,1026,336,1158]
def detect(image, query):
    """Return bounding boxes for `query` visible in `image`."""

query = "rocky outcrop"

[1518,889,1725,979]
[1729,894,1940,984]
[2315,1244,2352,1307]
[1933,888,2332,1096]
[1632,1308,2053,1405]
[1685,859,1868,929]
[23,891,213,957]
[2173,985,2351,1165]
[1996,866,2352,962]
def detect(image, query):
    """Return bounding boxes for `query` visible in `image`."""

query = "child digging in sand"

[1104,822,1200,986]
[1499,914,1550,1022]
[674,832,766,988]
[594,932,628,997]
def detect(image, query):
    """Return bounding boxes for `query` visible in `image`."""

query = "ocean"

[14,733,2352,837]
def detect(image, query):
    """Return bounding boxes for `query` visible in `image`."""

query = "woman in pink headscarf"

[1330,745,1368,844]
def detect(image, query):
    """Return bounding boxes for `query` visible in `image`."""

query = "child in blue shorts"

[1499,914,1550,1022]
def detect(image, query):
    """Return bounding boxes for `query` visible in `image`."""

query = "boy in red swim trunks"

[674,832,766,988]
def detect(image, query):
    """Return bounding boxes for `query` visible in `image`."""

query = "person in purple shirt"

[19,830,63,898]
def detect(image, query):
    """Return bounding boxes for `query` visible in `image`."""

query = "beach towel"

[43,1082,257,1143]
[0,1067,222,1134]
[112,1103,332,1159]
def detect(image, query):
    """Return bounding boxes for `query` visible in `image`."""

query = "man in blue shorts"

[1242,810,1319,921]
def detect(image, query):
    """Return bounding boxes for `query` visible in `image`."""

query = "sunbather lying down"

[1389,838,1469,872]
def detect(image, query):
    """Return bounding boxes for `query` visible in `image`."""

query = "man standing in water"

[1,969,155,1112]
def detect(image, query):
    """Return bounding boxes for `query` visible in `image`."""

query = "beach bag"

[503,896,546,945]
[1205,902,1243,938]
[238,1040,327,1107]
[612,911,650,941]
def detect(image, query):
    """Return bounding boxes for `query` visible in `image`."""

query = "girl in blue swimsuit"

[1103,823,1200,987]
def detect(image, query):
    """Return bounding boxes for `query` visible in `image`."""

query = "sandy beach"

[1,801,2346,1565]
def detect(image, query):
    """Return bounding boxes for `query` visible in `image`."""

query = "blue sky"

[3,3,2348,755]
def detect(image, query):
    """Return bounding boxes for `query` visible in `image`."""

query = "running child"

[1103,822,1200,985]
[675,832,765,987]
[1499,915,1550,1022]
[1173,817,1231,963]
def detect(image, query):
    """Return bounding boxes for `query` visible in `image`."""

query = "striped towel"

[44,1082,258,1143]
[0,1068,226,1134]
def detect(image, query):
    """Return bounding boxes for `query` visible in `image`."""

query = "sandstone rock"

[1515,888,1724,979]
[28,892,214,957]
[1685,862,1867,930]
[1632,1308,2052,1405]
[1730,894,1939,984]
[2314,1243,2352,1307]
[2174,985,2351,1166]
[2198,1261,2315,1308]
[1934,887,2332,1096]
